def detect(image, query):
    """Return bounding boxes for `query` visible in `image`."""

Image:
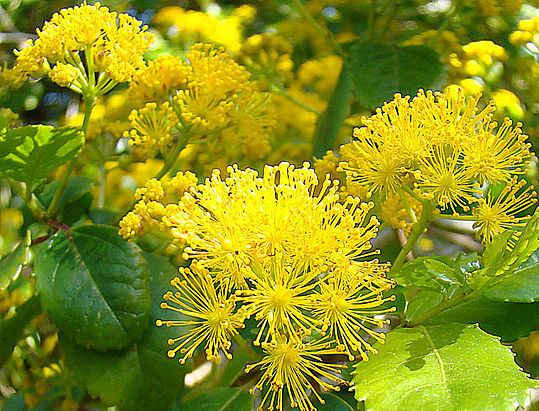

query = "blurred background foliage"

[1,0,539,409]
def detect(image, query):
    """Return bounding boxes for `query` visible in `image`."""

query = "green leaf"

[353,323,536,411]
[39,176,95,209]
[35,225,151,350]
[180,388,253,411]
[0,125,84,190]
[0,231,31,291]
[470,213,539,292]
[426,296,539,342]
[405,290,443,322]
[61,251,190,411]
[349,43,443,108]
[0,296,41,367]
[482,230,513,269]
[391,256,465,294]
[483,248,539,303]
[311,64,352,159]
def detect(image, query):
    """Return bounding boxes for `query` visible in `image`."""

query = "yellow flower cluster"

[238,33,294,86]
[124,43,274,163]
[298,55,343,96]
[510,17,539,50]
[14,2,153,93]
[339,89,536,244]
[122,163,395,410]
[118,172,198,239]
[125,102,179,157]
[153,5,255,52]
[129,56,191,104]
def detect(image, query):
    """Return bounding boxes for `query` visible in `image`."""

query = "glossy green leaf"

[483,248,539,303]
[470,212,539,294]
[349,43,443,108]
[0,125,84,190]
[405,290,443,322]
[391,256,465,294]
[426,296,539,342]
[62,252,190,411]
[0,296,41,367]
[35,225,151,350]
[311,64,352,159]
[180,388,253,411]
[0,231,31,291]
[353,323,536,411]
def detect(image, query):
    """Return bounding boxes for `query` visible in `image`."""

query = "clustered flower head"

[339,89,537,244]
[124,43,274,161]
[510,16,539,56]
[121,162,395,410]
[14,2,154,94]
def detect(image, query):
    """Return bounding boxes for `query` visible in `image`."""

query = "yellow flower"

[129,56,191,104]
[156,263,245,365]
[297,55,343,96]
[238,34,294,84]
[236,258,324,346]
[245,336,347,411]
[472,177,537,244]
[417,146,478,213]
[14,2,153,93]
[339,128,408,197]
[339,89,501,204]
[153,5,252,52]
[125,102,179,156]
[380,192,423,235]
[312,265,395,361]
[118,212,144,239]
[160,163,381,286]
[462,118,532,185]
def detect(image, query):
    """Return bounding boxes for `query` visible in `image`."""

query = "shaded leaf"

[353,323,536,410]
[0,296,41,367]
[0,231,31,291]
[311,64,352,158]
[0,125,84,190]
[39,176,95,208]
[35,225,151,350]
[426,296,539,342]
[61,252,190,411]
[180,388,253,411]
[349,43,443,108]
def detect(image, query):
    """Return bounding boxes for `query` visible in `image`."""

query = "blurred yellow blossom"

[14,2,153,93]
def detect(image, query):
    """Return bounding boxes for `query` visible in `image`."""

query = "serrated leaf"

[0,296,41,367]
[483,248,539,303]
[426,296,539,342]
[311,64,352,159]
[349,43,443,108]
[353,323,536,411]
[0,231,31,291]
[482,230,513,269]
[0,125,84,190]
[35,225,151,351]
[62,252,190,411]
[391,256,465,294]
[470,213,539,292]
[180,388,253,411]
